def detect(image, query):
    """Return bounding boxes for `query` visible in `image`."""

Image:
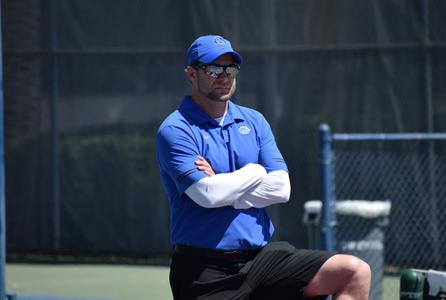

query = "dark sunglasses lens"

[200,64,239,77]
[226,67,239,77]
[206,65,224,77]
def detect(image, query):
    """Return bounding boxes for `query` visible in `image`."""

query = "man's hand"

[195,155,215,176]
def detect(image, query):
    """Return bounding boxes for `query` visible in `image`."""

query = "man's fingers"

[195,158,210,167]
[195,156,215,176]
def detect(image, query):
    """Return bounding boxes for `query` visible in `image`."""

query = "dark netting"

[332,139,446,300]
[2,0,446,263]
[334,140,446,267]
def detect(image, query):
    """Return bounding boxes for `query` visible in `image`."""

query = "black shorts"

[169,241,334,300]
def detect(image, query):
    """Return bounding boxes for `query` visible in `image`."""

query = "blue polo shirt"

[156,96,288,250]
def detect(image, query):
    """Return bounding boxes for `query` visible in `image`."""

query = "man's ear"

[185,66,196,83]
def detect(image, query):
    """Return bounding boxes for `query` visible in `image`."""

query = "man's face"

[190,53,238,102]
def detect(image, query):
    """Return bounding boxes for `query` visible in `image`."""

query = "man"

[156,35,371,300]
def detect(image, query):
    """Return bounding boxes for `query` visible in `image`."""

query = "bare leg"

[303,254,371,300]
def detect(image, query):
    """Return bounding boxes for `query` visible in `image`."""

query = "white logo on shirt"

[238,126,251,135]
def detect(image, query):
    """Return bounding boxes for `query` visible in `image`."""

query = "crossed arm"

[185,156,291,209]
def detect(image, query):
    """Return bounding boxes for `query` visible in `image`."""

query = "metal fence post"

[50,0,61,251]
[0,1,6,298]
[319,124,336,251]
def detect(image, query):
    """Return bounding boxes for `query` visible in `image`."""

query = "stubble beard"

[205,83,236,103]
[206,91,231,102]
[195,74,236,103]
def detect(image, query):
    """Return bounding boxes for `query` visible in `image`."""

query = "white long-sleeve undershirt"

[185,163,266,208]
[185,164,290,209]
[233,170,290,209]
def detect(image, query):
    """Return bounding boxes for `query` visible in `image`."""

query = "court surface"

[6,263,400,300]
[6,264,171,300]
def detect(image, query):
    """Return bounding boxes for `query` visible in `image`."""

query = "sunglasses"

[195,63,240,78]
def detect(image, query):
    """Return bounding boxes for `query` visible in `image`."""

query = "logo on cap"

[214,36,226,45]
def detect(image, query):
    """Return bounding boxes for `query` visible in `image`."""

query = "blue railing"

[319,124,337,251]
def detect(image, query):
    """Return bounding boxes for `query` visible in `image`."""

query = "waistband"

[173,244,262,262]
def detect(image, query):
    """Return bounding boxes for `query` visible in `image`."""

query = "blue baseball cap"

[186,35,242,66]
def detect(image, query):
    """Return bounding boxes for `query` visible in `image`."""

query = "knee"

[341,255,371,283]
[304,254,371,297]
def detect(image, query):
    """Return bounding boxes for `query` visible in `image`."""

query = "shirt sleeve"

[233,170,291,209]
[185,163,267,208]
[156,125,207,194]
[257,114,288,173]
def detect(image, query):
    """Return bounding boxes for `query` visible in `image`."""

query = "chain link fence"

[317,125,446,300]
